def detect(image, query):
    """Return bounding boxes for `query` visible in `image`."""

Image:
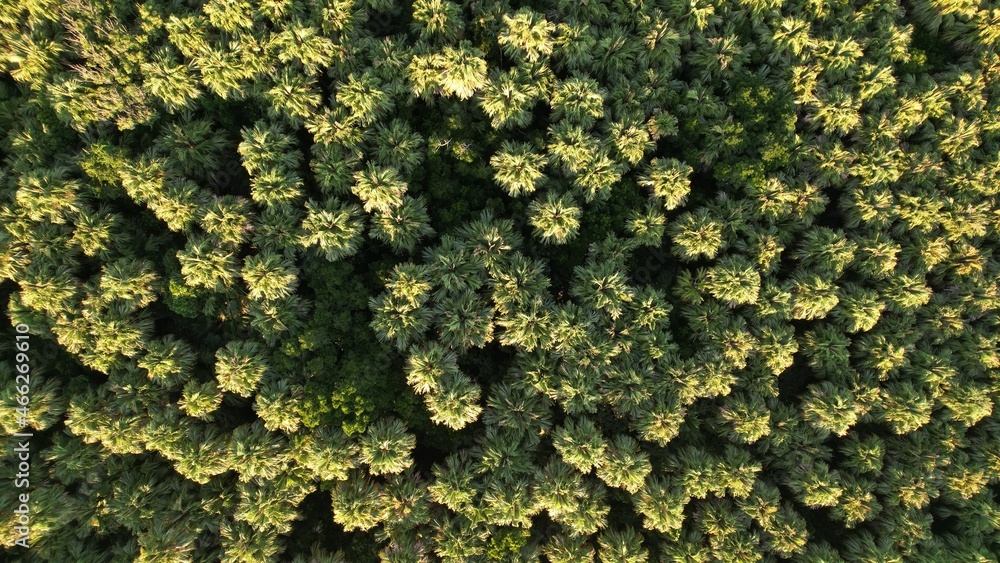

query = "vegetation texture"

[2,0,1000,561]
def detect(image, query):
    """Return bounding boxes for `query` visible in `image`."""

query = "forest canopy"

[1,0,1000,561]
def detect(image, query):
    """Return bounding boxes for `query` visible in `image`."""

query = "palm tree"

[250,168,304,207]
[235,470,313,534]
[830,283,884,333]
[498,8,555,62]
[457,210,524,271]
[370,292,434,350]
[479,475,537,527]
[381,469,433,540]
[424,369,482,429]
[428,451,479,513]
[786,461,843,508]
[422,235,486,297]
[552,415,606,473]
[831,475,881,528]
[801,325,851,376]
[227,420,290,483]
[669,208,724,261]
[139,335,195,387]
[67,204,119,260]
[850,232,900,279]
[404,342,457,397]
[238,120,301,176]
[149,178,207,232]
[634,390,684,444]
[360,417,416,475]
[490,141,547,197]
[289,426,358,481]
[882,273,933,313]
[839,433,885,475]
[786,272,840,320]
[702,255,761,306]
[877,506,935,556]
[570,260,635,320]
[252,204,303,254]
[200,195,252,246]
[241,251,299,301]
[247,292,309,345]
[495,296,553,352]
[533,457,587,519]
[597,527,649,563]
[194,48,253,101]
[810,86,861,137]
[688,27,749,82]
[939,379,993,427]
[577,431,641,488]
[747,323,796,383]
[309,141,360,195]
[351,162,408,214]
[410,0,464,43]
[386,263,434,309]
[488,253,549,316]
[839,531,902,563]
[718,392,771,444]
[433,288,494,350]
[152,115,227,179]
[627,204,667,248]
[801,381,861,437]
[215,340,268,398]
[408,42,487,100]
[854,332,907,379]
[476,426,536,482]
[271,23,336,74]
[764,504,811,556]
[543,534,595,563]
[878,381,933,434]
[558,479,610,536]
[637,475,688,534]
[253,376,304,433]
[15,261,80,317]
[550,75,605,129]
[432,514,489,559]
[638,157,693,210]
[479,67,541,130]
[528,191,581,244]
[372,119,426,175]
[141,51,203,111]
[218,518,282,563]
[609,119,654,166]
[336,70,393,126]
[178,379,223,421]
[719,445,762,499]
[437,42,488,99]
[330,471,388,532]
[483,380,553,437]
[551,362,600,415]
[551,18,597,72]
[572,149,622,202]
[547,121,599,176]
[590,28,641,80]
[370,195,435,253]
[299,198,366,261]
[264,68,321,127]
[792,227,857,278]
[16,166,82,224]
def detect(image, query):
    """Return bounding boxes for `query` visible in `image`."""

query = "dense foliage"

[1,0,1000,560]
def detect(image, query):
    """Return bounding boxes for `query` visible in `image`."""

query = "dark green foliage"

[485,527,531,561]
[296,261,404,436]
[2,0,1000,560]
